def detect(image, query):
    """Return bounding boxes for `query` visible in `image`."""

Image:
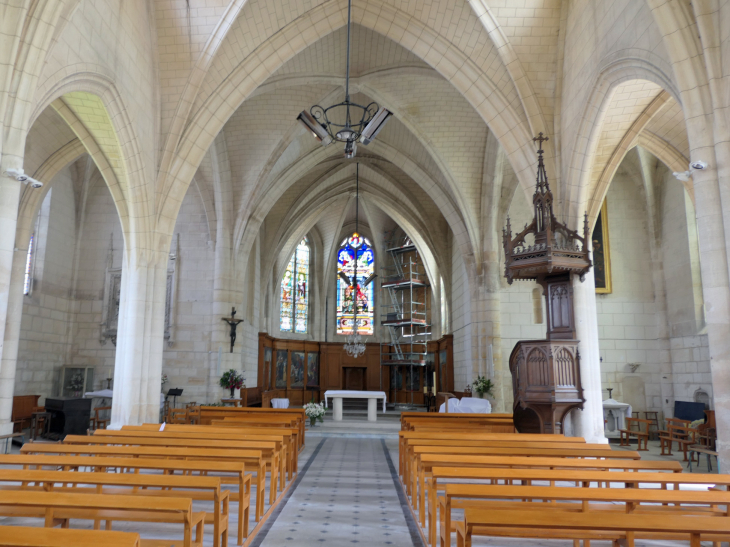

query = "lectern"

[45,397,92,437]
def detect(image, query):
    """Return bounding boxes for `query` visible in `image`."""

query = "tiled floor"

[253,437,423,546]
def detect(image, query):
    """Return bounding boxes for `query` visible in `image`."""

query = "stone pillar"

[0,174,23,436]
[109,248,168,428]
[571,268,607,443]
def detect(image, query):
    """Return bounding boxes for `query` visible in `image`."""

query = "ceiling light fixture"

[297,0,393,158]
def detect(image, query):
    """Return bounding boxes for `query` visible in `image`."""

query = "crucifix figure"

[221,307,244,353]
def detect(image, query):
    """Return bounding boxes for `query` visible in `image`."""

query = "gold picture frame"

[592,199,612,294]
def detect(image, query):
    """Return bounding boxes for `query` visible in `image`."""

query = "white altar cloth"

[324,390,387,422]
[324,390,387,412]
[85,390,166,409]
[271,398,290,409]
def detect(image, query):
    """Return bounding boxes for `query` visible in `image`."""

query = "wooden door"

[344,368,366,391]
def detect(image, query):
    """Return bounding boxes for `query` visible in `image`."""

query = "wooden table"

[221,398,243,407]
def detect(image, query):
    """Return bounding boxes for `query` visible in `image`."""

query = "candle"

[433,372,437,393]
[423,385,427,394]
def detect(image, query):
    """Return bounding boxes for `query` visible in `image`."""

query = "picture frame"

[592,199,612,294]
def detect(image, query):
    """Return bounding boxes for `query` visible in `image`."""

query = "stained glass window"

[23,234,35,295]
[280,239,310,333]
[337,233,375,335]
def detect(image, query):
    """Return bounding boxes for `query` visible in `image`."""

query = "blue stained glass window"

[336,233,374,335]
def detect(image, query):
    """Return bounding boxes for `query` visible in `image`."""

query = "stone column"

[0,174,22,436]
[108,248,169,428]
[571,268,608,443]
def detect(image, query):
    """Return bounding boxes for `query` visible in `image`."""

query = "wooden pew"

[65,433,287,492]
[441,482,730,547]
[429,466,706,547]
[20,442,272,518]
[398,431,585,477]
[121,424,299,476]
[455,507,730,547]
[409,446,640,515]
[0,455,251,544]
[0,490,205,547]
[214,418,301,451]
[619,417,651,451]
[199,407,305,447]
[399,412,514,429]
[0,469,230,547]
[0,526,141,547]
[412,453,670,532]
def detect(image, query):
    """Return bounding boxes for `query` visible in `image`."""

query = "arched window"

[337,233,375,335]
[280,239,310,333]
[23,233,35,295]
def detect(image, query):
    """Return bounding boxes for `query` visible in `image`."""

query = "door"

[344,367,366,391]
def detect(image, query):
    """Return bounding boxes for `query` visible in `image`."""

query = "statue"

[221,307,244,353]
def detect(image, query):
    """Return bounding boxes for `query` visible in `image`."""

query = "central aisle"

[252,437,424,546]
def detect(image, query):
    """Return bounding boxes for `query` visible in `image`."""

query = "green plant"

[219,369,244,390]
[68,372,84,391]
[471,375,494,397]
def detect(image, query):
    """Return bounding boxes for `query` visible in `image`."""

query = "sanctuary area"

[1,0,730,546]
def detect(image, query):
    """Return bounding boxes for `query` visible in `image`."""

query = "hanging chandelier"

[297,0,393,158]
[344,164,367,358]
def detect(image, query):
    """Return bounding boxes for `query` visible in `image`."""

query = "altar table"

[324,390,387,422]
[271,398,290,409]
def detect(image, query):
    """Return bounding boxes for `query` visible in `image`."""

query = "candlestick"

[433,371,437,393]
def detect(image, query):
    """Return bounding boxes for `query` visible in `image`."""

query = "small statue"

[221,307,244,353]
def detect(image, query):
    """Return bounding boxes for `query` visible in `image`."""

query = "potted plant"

[304,401,326,427]
[471,375,494,399]
[161,374,168,388]
[220,369,245,398]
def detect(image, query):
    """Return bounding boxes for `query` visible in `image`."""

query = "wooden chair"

[168,407,188,424]
[659,418,691,455]
[644,410,660,440]
[186,402,198,408]
[618,417,651,450]
[187,406,201,424]
[91,406,112,430]
[30,406,50,440]
[11,394,40,433]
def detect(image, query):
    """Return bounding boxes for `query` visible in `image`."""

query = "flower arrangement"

[161,374,168,386]
[471,375,494,398]
[304,402,326,426]
[68,372,84,392]
[220,369,245,397]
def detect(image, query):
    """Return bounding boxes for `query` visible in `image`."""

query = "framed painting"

[290,351,305,388]
[592,199,612,294]
[406,367,421,391]
[263,347,272,390]
[439,349,448,392]
[275,350,288,389]
[306,353,319,387]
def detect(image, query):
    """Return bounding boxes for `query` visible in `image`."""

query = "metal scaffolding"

[379,236,430,409]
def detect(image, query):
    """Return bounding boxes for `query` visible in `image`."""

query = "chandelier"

[343,164,367,358]
[297,0,393,158]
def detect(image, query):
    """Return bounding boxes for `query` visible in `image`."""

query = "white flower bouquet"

[304,401,326,426]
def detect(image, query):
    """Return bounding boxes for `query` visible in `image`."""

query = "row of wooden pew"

[398,412,730,547]
[0,406,305,547]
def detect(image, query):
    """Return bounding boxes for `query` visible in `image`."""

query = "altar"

[324,390,387,422]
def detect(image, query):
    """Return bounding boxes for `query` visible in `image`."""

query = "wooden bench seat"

[0,469,230,547]
[0,454,251,544]
[104,426,297,480]
[0,526,141,547]
[199,407,306,447]
[0,490,204,547]
[441,483,730,547]
[455,507,730,547]
[413,453,675,532]
[398,431,585,476]
[618,417,651,451]
[65,433,287,492]
[21,442,271,520]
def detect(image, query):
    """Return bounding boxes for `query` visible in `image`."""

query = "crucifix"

[221,307,244,353]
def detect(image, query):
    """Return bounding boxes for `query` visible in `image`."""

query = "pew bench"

[105,426,297,481]
[66,433,287,492]
[414,454,676,534]
[618,417,651,451]
[0,454,251,545]
[0,490,205,547]
[0,526,141,547]
[440,483,730,547]
[398,431,585,477]
[20,442,271,520]
[0,469,230,547]
[455,507,730,547]
[427,465,706,547]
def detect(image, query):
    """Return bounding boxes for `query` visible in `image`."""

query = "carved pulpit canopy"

[502,134,592,285]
